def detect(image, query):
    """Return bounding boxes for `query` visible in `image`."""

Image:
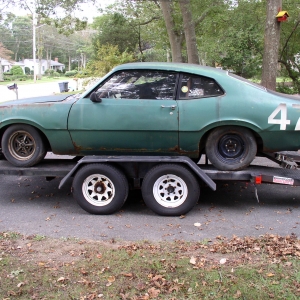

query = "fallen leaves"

[189,256,196,266]
[106,275,115,286]
[1,232,300,299]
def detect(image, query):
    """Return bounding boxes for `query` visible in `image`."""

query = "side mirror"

[90,92,102,103]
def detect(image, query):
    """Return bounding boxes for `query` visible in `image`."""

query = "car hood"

[0,94,72,106]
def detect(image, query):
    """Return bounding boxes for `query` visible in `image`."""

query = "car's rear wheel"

[72,163,129,214]
[141,164,200,216]
[205,126,257,171]
[2,124,47,167]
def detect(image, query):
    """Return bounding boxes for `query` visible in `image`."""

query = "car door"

[177,73,225,155]
[68,70,179,155]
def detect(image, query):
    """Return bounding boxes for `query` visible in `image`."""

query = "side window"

[94,70,177,100]
[179,74,224,99]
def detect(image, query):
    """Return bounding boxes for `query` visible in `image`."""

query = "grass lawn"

[0,232,299,299]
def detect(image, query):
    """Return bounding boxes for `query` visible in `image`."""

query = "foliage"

[44,69,54,75]
[0,232,300,299]
[65,70,78,77]
[85,43,135,77]
[278,2,300,93]
[0,0,89,35]
[10,65,23,75]
[0,42,13,81]
[4,74,28,81]
[92,13,138,53]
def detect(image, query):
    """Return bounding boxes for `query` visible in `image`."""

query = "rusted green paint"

[1,62,300,157]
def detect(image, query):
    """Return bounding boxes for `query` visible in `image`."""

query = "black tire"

[205,126,257,171]
[72,163,129,214]
[141,164,200,216]
[2,124,47,167]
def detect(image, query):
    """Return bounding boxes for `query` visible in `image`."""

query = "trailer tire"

[2,124,46,167]
[141,164,200,216]
[72,163,128,214]
[205,126,257,171]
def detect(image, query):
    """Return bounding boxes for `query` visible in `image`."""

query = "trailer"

[1,152,300,216]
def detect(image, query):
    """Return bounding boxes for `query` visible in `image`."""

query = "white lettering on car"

[292,104,300,131]
[268,103,290,130]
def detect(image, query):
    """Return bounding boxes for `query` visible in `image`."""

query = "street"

[0,80,81,102]
[0,163,299,241]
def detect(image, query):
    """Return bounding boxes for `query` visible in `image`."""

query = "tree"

[0,42,13,81]
[85,43,134,76]
[261,0,282,90]
[203,0,265,77]
[0,0,89,34]
[278,2,300,93]
[159,0,183,62]
[92,13,138,53]
[178,0,199,64]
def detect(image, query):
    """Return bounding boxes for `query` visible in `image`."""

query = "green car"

[1,62,300,171]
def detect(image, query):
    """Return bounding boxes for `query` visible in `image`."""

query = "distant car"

[1,62,300,171]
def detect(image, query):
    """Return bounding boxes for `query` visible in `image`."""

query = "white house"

[1,58,13,72]
[1,58,65,74]
[22,58,65,74]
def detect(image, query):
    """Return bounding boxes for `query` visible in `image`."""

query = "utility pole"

[32,0,37,83]
[261,0,282,90]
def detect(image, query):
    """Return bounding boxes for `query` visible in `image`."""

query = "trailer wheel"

[205,126,257,171]
[141,164,200,216]
[2,124,46,167]
[72,163,128,214]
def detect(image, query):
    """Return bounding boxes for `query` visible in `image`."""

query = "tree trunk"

[159,0,183,62]
[179,0,199,64]
[261,0,282,90]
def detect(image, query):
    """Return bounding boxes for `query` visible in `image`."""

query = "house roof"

[1,59,13,66]
[23,59,65,66]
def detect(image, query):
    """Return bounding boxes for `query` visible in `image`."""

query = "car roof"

[112,62,228,78]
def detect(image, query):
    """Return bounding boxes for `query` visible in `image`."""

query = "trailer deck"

[1,153,300,187]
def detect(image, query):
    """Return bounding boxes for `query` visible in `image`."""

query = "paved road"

[0,80,77,102]
[0,158,299,241]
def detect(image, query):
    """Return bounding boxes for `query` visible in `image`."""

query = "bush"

[10,66,24,75]
[44,69,55,76]
[65,70,78,77]
[4,75,30,81]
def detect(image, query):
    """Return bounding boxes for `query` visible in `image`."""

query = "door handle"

[161,105,177,110]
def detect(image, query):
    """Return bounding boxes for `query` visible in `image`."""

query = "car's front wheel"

[205,126,257,171]
[2,124,47,167]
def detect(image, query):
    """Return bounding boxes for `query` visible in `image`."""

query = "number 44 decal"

[268,103,300,130]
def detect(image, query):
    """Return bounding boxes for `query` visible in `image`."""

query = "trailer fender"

[58,156,216,191]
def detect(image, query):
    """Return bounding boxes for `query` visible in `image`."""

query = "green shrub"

[65,70,78,77]
[4,75,29,81]
[44,69,55,76]
[276,83,298,94]
[10,66,24,75]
